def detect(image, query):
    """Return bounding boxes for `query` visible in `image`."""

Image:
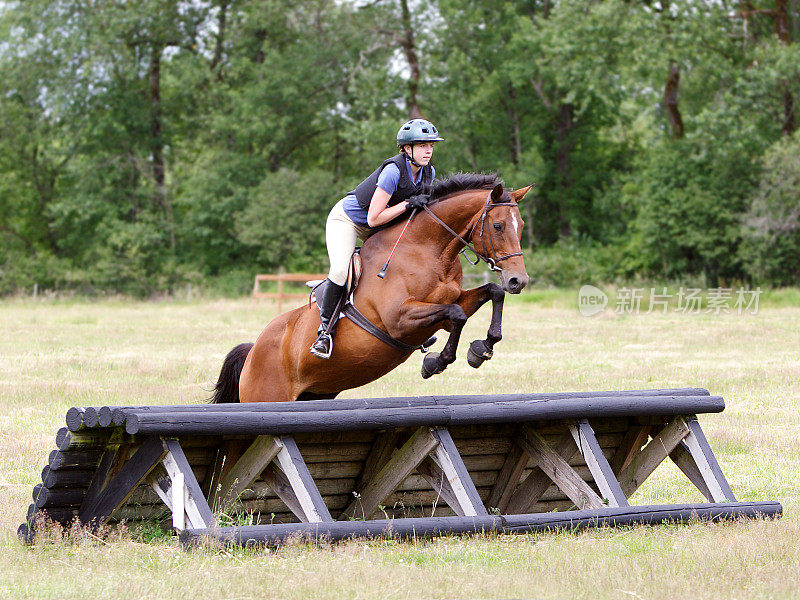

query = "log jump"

[19,388,781,546]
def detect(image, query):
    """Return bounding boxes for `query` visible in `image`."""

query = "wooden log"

[340,427,439,521]
[56,430,110,452]
[48,450,102,471]
[98,406,115,427]
[106,389,712,425]
[33,486,87,509]
[65,407,85,432]
[27,504,79,525]
[42,469,94,489]
[293,442,374,464]
[83,407,101,428]
[122,395,724,436]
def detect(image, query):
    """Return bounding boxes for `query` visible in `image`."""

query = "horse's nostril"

[508,277,519,289]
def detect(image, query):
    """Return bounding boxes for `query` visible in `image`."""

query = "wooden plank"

[429,427,488,516]
[609,424,651,475]
[78,436,167,525]
[681,418,737,502]
[569,420,629,507]
[259,462,307,522]
[274,436,332,523]
[173,472,185,530]
[414,457,465,516]
[487,442,528,512]
[517,426,605,510]
[618,417,691,497]
[505,433,579,514]
[355,430,400,491]
[162,439,216,529]
[214,435,281,511]
[339,427,439,521]
[669,441,712,501]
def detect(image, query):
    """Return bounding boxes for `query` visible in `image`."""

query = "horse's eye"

[493,223,503,232]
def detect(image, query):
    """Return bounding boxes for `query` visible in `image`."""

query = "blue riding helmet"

[396,119,444,146]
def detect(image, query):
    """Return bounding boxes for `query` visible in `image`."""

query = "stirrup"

[310,331,333,359]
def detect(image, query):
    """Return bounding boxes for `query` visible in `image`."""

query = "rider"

[310,118,444,359]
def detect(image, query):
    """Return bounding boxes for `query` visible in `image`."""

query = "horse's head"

[472,183,533,294]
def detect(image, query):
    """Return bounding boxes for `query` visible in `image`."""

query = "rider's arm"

[366,163,411,228]
[366,187,411,228]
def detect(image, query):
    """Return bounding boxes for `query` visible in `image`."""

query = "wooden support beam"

[505,433,578,514]
[517,426,605,510]
[259,462,307,522]
[355,430,400,492]
[669,441,713,501]
[340,426,439,521]
[429,427,487,517]
[78,436,166,526]
[161,439,215,529]
[274,436,332,523]
[681,418,736,502]
[415,457,465,516]
[569,419,629,507]
[213,435,281,511]
[618,417,691,497]
[609,424,650,475]
[487,441,528,512]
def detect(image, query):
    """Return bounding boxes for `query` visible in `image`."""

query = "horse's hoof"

[421,352,445,379]
[467,340,493,369]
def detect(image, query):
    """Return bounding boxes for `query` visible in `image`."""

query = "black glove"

[406,194,430,209]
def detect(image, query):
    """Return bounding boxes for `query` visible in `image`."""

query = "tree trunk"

[505,84,522,166]
[775,0,795,134]
[664,60,684,139]
[149,43,175,249]
[555,103,575,238]
[399,0,422,119]
[210,0,229,78]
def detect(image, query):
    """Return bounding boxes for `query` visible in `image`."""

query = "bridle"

[421,193,524,272]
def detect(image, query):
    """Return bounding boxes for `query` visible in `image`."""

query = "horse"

[212,173,532,404]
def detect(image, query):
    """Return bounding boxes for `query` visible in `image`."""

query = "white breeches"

[326,199,372,286]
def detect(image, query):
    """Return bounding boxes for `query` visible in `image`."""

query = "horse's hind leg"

[456,283,505,369]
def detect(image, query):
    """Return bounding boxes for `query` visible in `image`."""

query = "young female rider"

[310,118,444,359]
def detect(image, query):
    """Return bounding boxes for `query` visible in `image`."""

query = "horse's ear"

[490,183,504,203]
[511,184,534,202]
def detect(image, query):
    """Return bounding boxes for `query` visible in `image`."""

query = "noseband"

[421,193,524,272]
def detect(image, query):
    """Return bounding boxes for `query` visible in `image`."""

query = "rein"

[421,194,523,272]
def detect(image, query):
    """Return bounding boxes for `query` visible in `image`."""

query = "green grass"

[0,294,798,599]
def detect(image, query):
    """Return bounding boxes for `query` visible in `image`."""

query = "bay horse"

[212,173,532,404]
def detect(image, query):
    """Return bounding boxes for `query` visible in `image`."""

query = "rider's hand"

[406,194,430,210]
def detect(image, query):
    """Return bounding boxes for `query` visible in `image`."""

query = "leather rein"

[421,193,523,272]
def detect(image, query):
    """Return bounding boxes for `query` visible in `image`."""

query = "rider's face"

[405,143,435,166]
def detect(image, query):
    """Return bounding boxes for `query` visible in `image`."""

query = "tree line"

[1,0,798,295]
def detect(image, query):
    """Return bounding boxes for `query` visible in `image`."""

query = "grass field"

[1,293,798,599]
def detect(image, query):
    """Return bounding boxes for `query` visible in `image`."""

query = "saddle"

[308,251,435,354]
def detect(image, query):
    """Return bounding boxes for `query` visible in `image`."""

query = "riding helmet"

[396,119,444,146]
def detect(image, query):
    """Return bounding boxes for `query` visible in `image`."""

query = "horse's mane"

[428,173,505,202]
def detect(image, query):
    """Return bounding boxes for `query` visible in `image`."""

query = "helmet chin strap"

[402,144,422,168]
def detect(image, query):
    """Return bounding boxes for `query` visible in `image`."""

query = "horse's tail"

[210,342,254,404]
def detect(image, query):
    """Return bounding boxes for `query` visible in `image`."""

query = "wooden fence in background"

[252,273,327,312]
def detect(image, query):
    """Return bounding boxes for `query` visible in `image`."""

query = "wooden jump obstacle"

[19,388,781,547]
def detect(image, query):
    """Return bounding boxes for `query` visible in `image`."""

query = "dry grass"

[0,295,798,599]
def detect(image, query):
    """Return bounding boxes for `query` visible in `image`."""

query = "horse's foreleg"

[393,300,468,379]
[456,283,505,369]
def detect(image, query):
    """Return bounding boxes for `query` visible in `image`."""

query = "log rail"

[20,388,781,546]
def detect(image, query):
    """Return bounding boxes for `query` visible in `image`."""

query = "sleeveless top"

[342,154,434,227]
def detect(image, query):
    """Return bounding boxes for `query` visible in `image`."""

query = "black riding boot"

[310,279,346,359]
